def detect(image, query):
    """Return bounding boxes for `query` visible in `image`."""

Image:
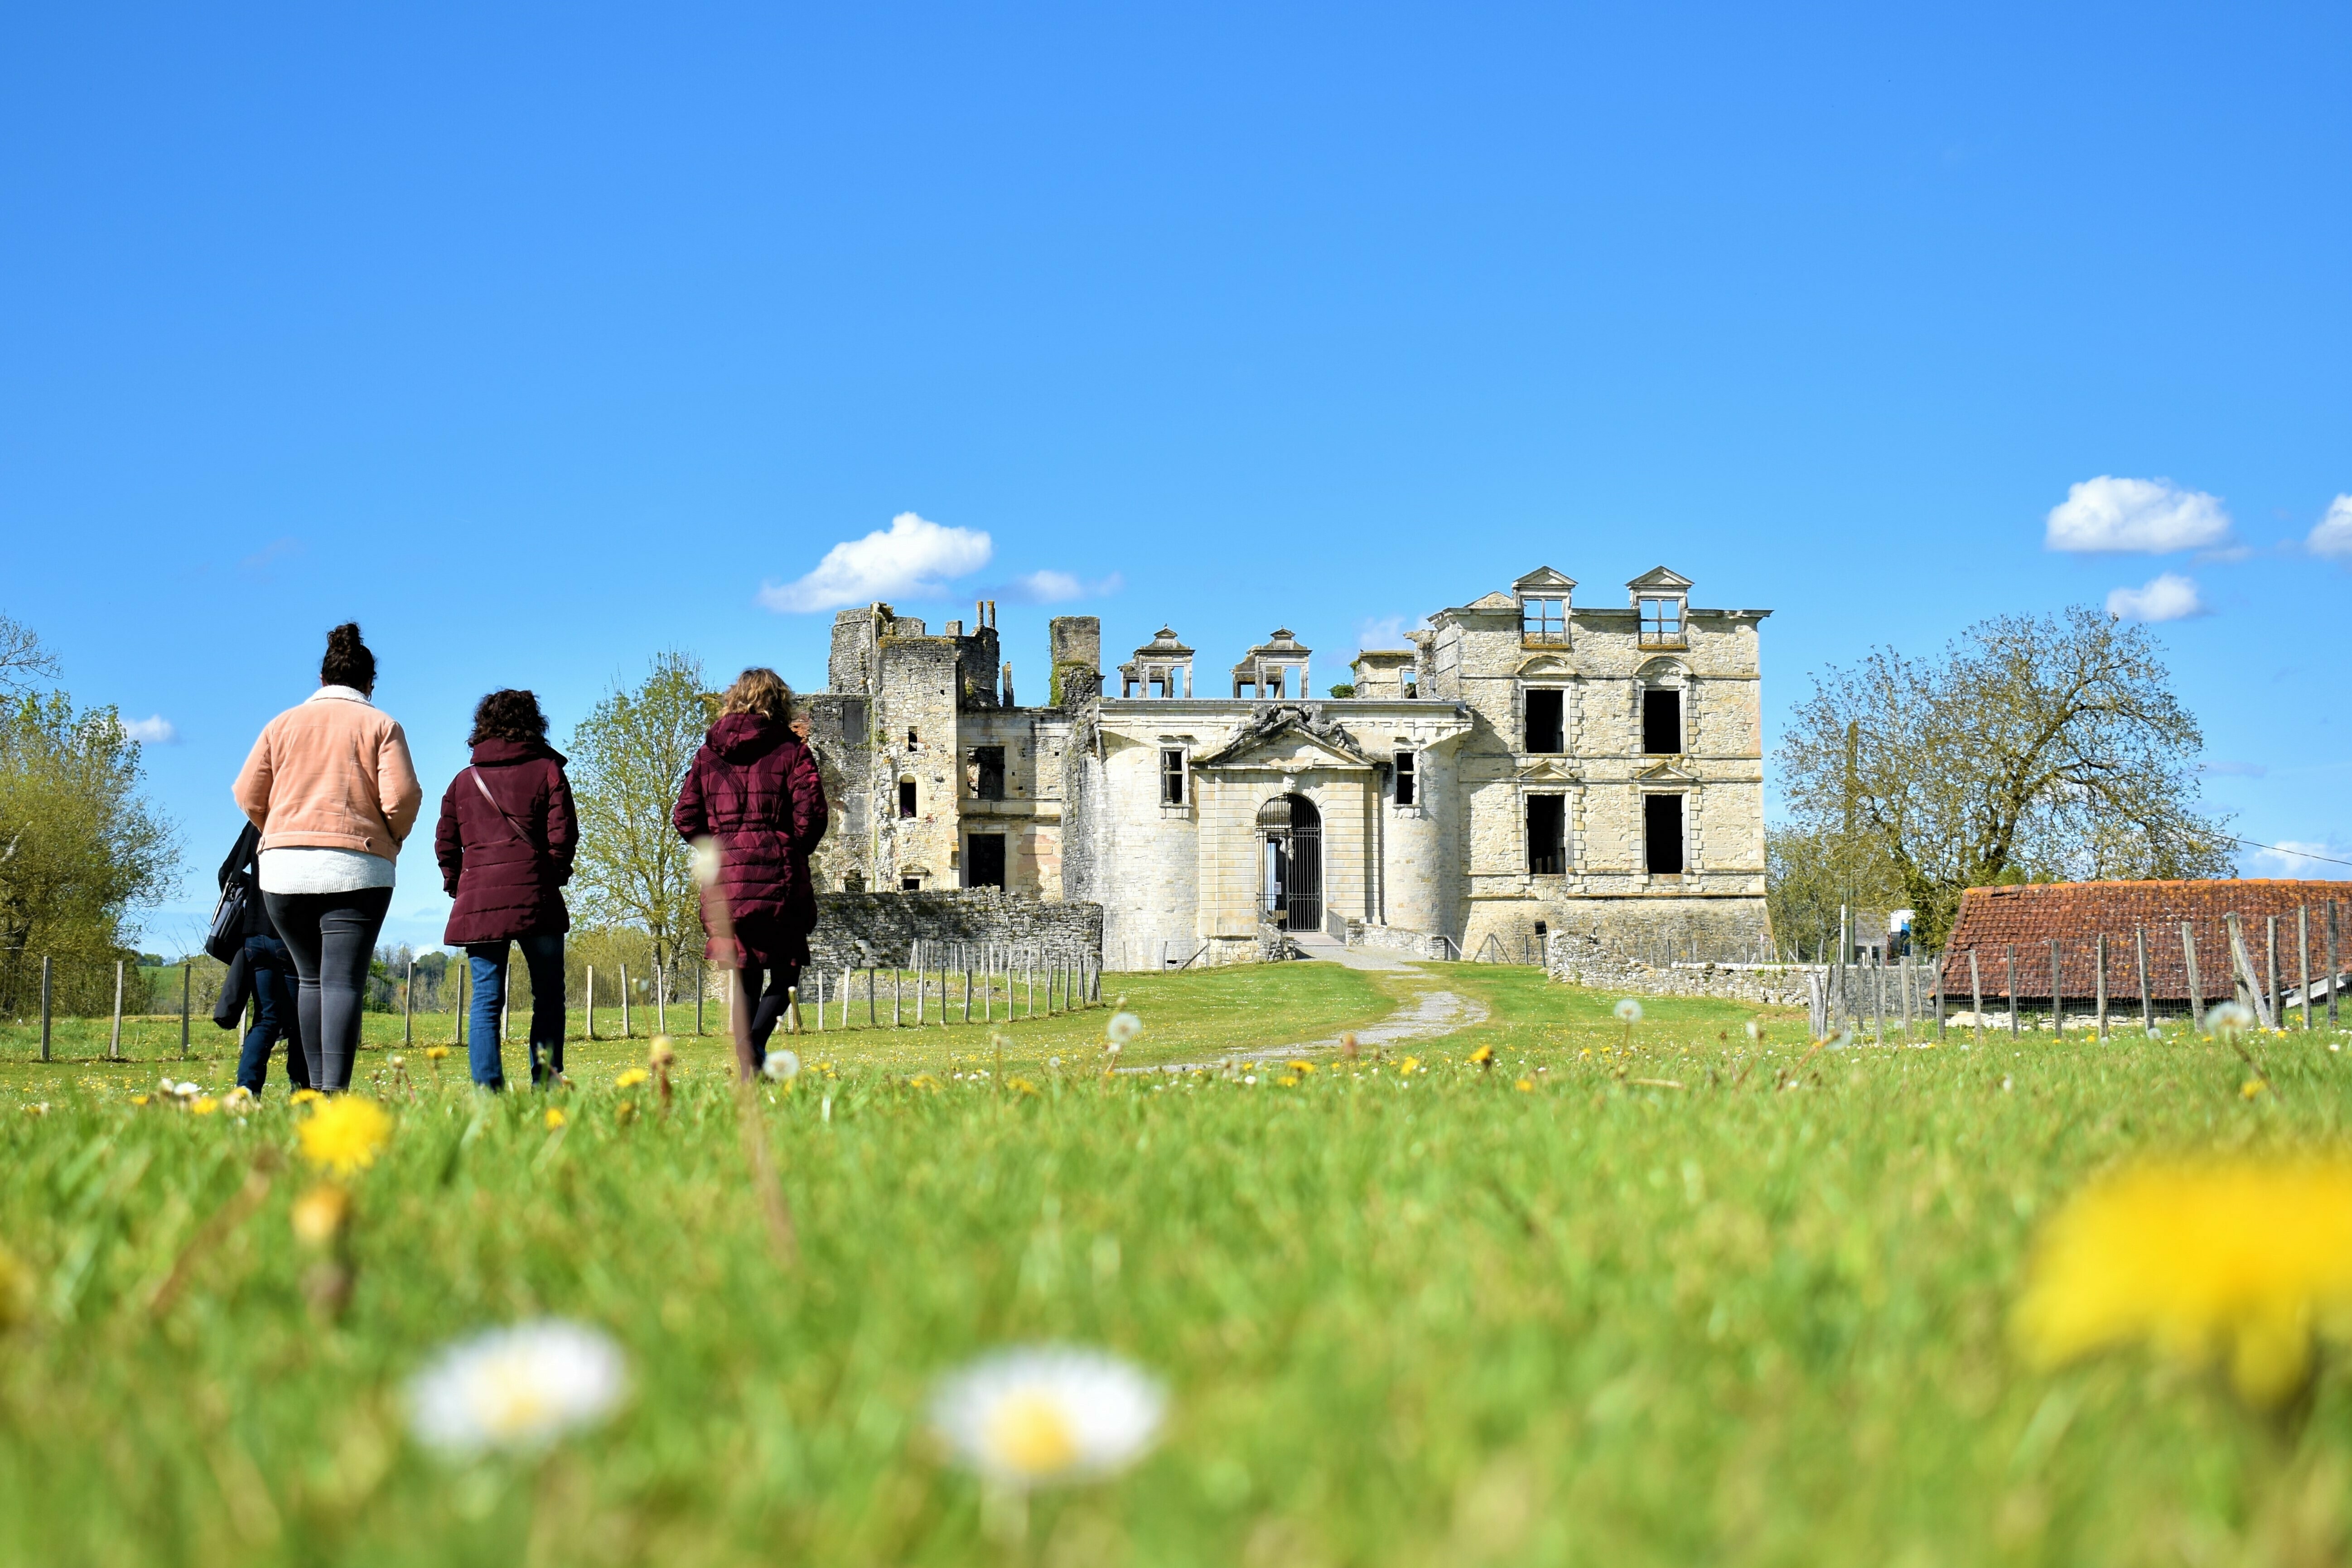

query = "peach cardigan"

[232,686,424,859]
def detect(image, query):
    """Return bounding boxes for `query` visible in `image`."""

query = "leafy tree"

[0,688,179,1010]
[1777,605,2231,947]
[566,651,714,977]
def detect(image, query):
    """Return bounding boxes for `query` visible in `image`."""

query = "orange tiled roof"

[1938,879,2347,1002]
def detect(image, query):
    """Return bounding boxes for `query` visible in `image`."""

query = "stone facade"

[801,565,1772,971]
[804,890,1103,970]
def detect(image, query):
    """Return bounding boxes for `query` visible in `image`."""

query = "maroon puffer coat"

[672,714,828,968]
[436,739,577,946]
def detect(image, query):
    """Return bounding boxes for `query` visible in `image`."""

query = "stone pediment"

[1517,757,1582,783]
[1633,759,1699,783]
[1512,566,1577,593]
[1463,590,1520,611]
[1194,704,1372,772]
[1627,565,1693,593]
[1516,653,1577,678]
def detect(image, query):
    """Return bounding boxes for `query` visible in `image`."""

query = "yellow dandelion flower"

[130,1094,151,1107]
[1275,1075,1300,1088]
[1467,1043,1495,1067]
[1515,1078,1535,1093]
[425,1046,451,1061]
[2014,1157,2352,1407]
[295,1098,393,1178]
[188,1097,220,1116]
[544,1107,566,1131]
[614,1068,649,1090]
[1288,1061,1316,1074]
[290,1088,324,1105]
[1008,1077,1041,1097]
[2241,1080,2268,1100]
[1399,1057,1420,1076]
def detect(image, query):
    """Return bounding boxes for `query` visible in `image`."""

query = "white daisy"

[1613,999,1642,1023]
[929,1346,1166,1488]
[405,1320,628,1457]
[763,1049,801,1083]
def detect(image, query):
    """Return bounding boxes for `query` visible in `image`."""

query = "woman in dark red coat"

[673,667,828,1080]
[436,689,577,1090]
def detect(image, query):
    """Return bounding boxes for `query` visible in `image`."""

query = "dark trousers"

[729,960,800,1079]
[465,932,566,1090]
[261,887,392,1092]
[236,935,310,1095]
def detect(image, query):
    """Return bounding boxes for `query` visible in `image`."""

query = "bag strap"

[469,767,539,852]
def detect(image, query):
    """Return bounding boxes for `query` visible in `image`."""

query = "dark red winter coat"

[436,739,578,946]
[672,714,828,968]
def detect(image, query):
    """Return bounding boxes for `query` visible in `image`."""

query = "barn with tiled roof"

[1937,879,2349,1011]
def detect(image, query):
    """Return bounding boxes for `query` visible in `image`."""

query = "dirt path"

[1127,966,1490,1072]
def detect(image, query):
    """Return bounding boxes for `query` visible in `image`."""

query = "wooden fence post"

[110,960,124,1061]
[404,960,414,1047]
[1969,949,1984,1043]
[2266,915,2281,1029]
[2328,901,2342,1029]
[585,964,595,1041]
[620,964,631,1038]
[2298,906,2312,1031]
[1933,950,1946,1040]
[696,958,705,1037]
[2004,944,2018,1038]
[655,960,667,1037]
[2095,933,2108,1040]
[2049,939,2063,1037]
[2224,912,2272,1029]
[40,956,52,1062]
[2134,925,2151,1032]
[2182,922,2204,1025]
[180,960,191,1059]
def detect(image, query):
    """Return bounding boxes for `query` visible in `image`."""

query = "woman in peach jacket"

[232,623,422,1091]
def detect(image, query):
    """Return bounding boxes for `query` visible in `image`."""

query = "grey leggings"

[261,888,392,1091]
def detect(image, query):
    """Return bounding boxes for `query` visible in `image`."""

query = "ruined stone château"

[796,568,1772,970]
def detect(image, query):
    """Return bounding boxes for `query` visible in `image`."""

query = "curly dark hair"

[320,622,376,692]
[469,689,549,746]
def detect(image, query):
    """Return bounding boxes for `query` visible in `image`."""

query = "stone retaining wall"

[1545,933,1816,1008]
[806,890,1103,970]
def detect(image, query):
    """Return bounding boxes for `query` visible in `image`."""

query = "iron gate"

[1258,792,1323,932]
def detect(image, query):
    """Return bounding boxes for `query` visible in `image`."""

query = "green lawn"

[4,959,2350,1566]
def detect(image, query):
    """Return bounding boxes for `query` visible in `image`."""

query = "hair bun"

[328,622,364,651]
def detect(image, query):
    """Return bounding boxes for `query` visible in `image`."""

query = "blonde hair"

[719,667,793,724]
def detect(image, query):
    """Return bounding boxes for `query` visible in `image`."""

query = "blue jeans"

[236,936,309,1095]
[467,933,566,1090]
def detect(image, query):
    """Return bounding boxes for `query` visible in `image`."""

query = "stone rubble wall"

[806,890,1103,970]
[1545,933,1815,1008]
[1343,920,1453,961]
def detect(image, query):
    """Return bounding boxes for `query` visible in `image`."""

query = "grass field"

[4,959,2351,1566]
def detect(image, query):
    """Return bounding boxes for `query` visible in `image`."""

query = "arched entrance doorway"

[1257,792,1323,932]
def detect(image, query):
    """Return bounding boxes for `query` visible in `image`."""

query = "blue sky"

[3,3,2347,954]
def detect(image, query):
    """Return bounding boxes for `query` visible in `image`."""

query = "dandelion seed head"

[1614,999,1643,1023]
[763,1051,801,1083]
[1105,1012,1143,1046]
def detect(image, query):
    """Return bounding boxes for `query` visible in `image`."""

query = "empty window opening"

[907,727,919,748]
[1642,689,1682,754]
[1644,793,1686,874]
[974,745,1005,801]
[1149,675,1169,698]
[901,876,922,891]
[1639,597,1684,647]
[965,834,1007,889]
[898,779,918,819]
[1160,748,1187,806]
[1522,597,1566,643]
[1523,689,1564,753]
[1401,670,1418,698]
[1236,680,1257,700]
[1394,749,1417,806]
[1526,794,1566,875]
[843,872,865,893]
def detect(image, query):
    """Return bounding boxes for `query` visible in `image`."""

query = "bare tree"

[0,614,58,698]
[1777,605,2232,946]
[566,652,714,975]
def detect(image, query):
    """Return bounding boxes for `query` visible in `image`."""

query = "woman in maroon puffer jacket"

[673,667,828,1079]
[436,689,577,1090]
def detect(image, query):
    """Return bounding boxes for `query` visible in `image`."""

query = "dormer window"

[1638,596,1685,648]
[1521,597,1566,645]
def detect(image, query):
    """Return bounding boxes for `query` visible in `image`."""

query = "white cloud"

[990,569,1124,605]
[2308,494,2352,560]
[2105,572,2205,622]
[756,512,993,613]
[2243,839,2352,880]
[2046,476,2232,553]
[120,714,178,745]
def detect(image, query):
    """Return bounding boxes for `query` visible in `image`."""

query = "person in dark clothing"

[215,823,310,1095]
[436,689,578,1090]
[673,667,828,1080]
